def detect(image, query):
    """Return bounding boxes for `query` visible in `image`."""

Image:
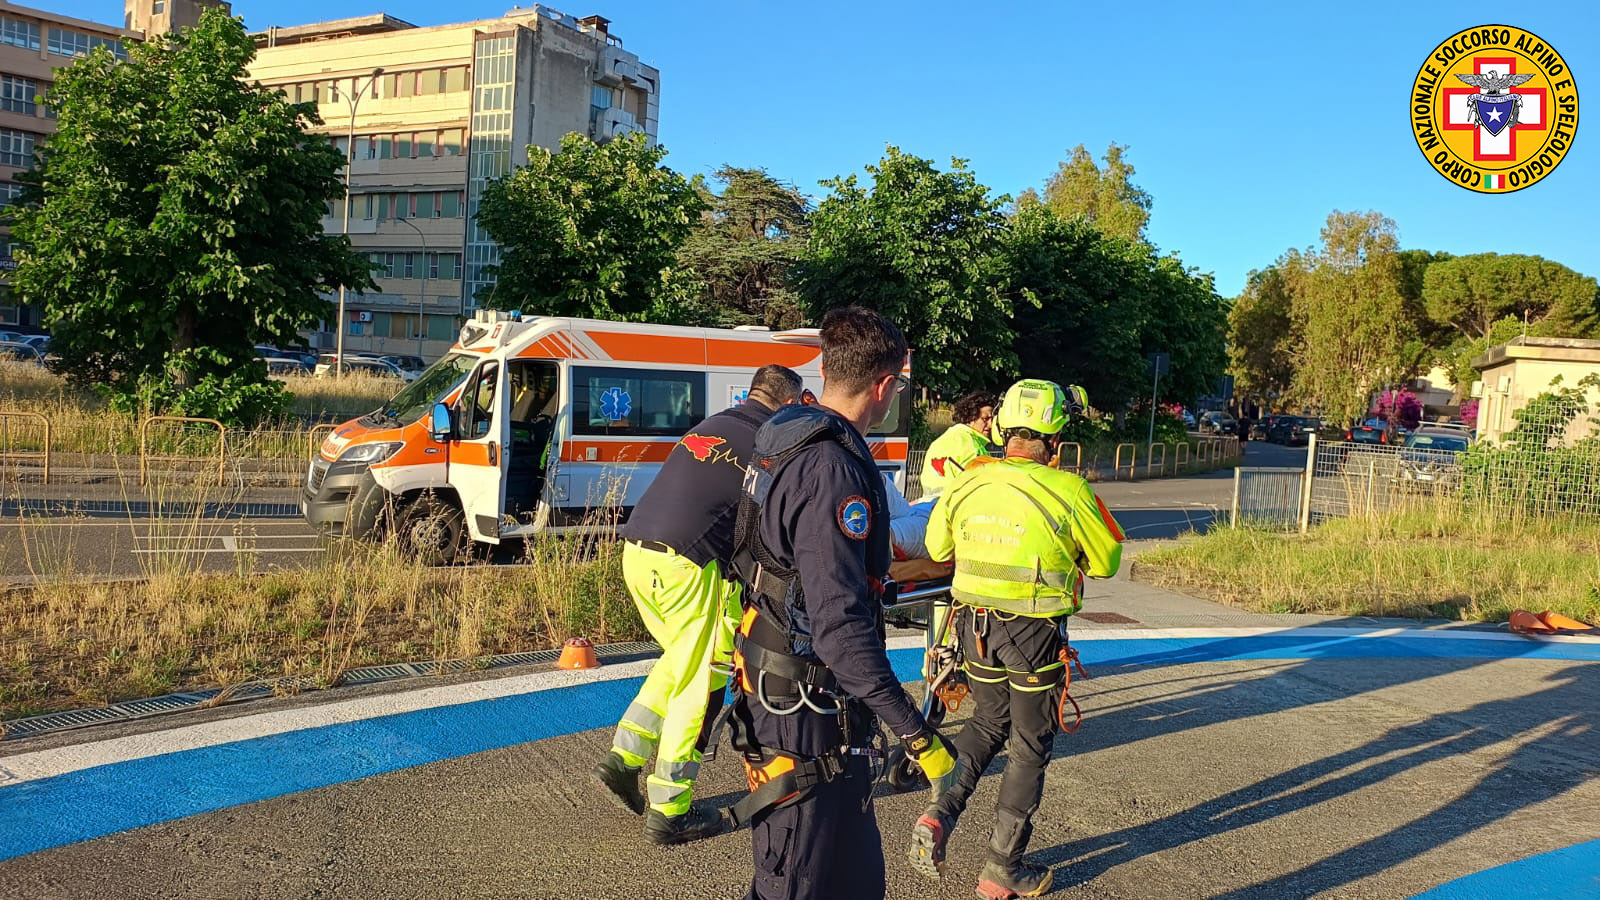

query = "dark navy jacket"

[621,400,775,569]
[752,404,923,739]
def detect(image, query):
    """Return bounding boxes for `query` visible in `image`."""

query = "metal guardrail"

[1173,441,1190,473]
[0,410,50,483]
[307,423,337,460]
[139,416,227,486]
[1113,442,1136,480]
[1056,441,1082,475]
[1145,442,1167,478]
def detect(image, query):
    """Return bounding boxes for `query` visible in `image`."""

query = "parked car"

[0,341,45,365]
[1267,415,1319,446]
[381,354,428,377]
[1346,423,1385,445]
[1398,427,1472,490]
[1251,414,1284,441]
[20,334,49,353]
[1198,411,1238,435]
[1181,409,1197,430]
[314,355,411,381]
[0,330,21,343]
[260,356,312,378]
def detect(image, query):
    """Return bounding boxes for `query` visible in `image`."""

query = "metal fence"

[1231,467,1304,530]
[1305,409,1600,526]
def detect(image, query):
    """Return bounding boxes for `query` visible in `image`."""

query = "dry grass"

[1134,501,1600,624]
[0,361,397,461]
[0,537,638,720]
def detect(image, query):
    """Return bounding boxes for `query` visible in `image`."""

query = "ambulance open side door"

[449,358,510,543]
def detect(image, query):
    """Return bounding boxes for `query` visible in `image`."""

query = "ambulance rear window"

[573,366,706,437]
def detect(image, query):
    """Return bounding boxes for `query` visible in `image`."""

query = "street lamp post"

[396,217,428,359]
[335,67,384,377]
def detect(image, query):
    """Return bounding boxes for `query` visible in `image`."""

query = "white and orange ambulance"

[303,309,912,562]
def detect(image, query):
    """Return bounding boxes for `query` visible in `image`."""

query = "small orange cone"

[1509,610,1557,635]
[557,637,600,670]
[1537,611,1596,633]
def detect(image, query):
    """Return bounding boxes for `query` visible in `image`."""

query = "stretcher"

[880,567,965,792]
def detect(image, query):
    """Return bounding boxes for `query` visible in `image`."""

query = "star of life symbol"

[599,386,631,421]
[1443,57,1546,161]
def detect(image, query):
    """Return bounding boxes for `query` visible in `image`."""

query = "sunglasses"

[884,373,909,394]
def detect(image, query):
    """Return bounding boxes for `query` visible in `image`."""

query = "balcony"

[592,107,640,143]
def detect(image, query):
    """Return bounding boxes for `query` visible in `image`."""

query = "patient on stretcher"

[884,474,951,583]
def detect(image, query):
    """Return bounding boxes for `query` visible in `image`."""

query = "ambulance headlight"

[337,441,404,465]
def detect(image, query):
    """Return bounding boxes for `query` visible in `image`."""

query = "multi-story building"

[0,0,226,329]
[248,7,660,360]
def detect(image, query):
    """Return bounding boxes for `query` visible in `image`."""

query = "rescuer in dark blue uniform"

[593,364,804,844]
[727,307,956,900]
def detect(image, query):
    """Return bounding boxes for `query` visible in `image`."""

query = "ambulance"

[303,310,912,563]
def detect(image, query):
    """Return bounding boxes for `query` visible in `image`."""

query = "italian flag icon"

[1483,173,1506,189]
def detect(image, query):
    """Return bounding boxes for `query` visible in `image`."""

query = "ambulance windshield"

[378,353,478,425]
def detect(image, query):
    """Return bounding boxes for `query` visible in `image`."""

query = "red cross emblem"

[1442,56,1547,161]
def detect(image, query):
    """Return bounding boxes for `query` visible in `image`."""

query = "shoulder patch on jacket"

[837,496,871,540]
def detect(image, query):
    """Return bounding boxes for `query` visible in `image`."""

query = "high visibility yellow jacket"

[926,457,1125,617]
[920,422,993,499]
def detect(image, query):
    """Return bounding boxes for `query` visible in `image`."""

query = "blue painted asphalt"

[1414,836,1600,899]
[3,632,1598,868]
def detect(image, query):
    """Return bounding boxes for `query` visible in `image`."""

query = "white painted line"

[1123,517,1215,533]
[3,626,1589,789]
[0,658,661,787]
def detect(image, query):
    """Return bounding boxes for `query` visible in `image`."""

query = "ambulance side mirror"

[428,402,453,442]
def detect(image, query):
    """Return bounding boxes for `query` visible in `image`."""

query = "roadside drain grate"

[2,639,667,742]
[1076,611,1141,624]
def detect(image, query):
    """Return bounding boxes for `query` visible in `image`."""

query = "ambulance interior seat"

[506,361,557,519]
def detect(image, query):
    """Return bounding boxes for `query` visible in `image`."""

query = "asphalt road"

[3,645,1594,899]
[0,442,1305,583]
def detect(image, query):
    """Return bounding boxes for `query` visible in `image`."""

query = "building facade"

[1472,336,1600,445]
[248,7,660,360]
[0,0,225,329]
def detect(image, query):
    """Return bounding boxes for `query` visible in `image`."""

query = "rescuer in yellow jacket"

[919,390,998,499]
[908,379,1124,900]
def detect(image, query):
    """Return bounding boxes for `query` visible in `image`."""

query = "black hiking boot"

[591,751,645,816]
[974,859,1053,898]
[643,803,727,846]
[907,807,957,880]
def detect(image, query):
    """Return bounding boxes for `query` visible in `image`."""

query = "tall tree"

[475,132,708,322]
[796,146,1014,395]
[676,166,810,329]
[1000,205,1226,412]
[1423,253,1600,340]
[10,8,372,422]
[1026,143,1153,244]
[1228,261,1300,403]
[1289,210,1415,425]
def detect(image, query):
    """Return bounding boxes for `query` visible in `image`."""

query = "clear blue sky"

[46,0,1599,297]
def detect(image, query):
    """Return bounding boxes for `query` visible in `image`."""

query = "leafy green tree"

[1228,261,1300,403]
[676,166,810,329]
[1000,205,1225,412]
[476,132,707,322]
[796,146,1015,395]
[1424,253,1600,341]
[10,9,372,422]
[1016,143,1153,244]
[1288,210,1416,425]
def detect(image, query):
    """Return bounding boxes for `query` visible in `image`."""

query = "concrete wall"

[1477,355,1600,444]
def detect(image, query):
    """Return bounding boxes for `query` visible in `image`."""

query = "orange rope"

[1056,644,1089,733]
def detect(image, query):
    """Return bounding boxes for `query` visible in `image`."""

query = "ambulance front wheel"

[396,493,465,566]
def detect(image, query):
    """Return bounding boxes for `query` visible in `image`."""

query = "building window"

[0,129,36,168]
[440,191,462,218]
[395,132,411,158]
[416,131,433,157]
[0,17,40,51]
[47,29,124,60]
[376,194,390,219]
[0,76,37,116]
[445,67,468,93]
[0,182,24,207]
[153,0,166,13]
[439,128,463,156]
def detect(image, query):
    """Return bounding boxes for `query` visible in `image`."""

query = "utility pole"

[396,217,428,359]
[335,67,385,377]
[1146,352,1169,448]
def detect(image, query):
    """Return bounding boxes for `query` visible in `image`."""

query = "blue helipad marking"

[1413,836,1600,898]
[2,631,1597,862]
